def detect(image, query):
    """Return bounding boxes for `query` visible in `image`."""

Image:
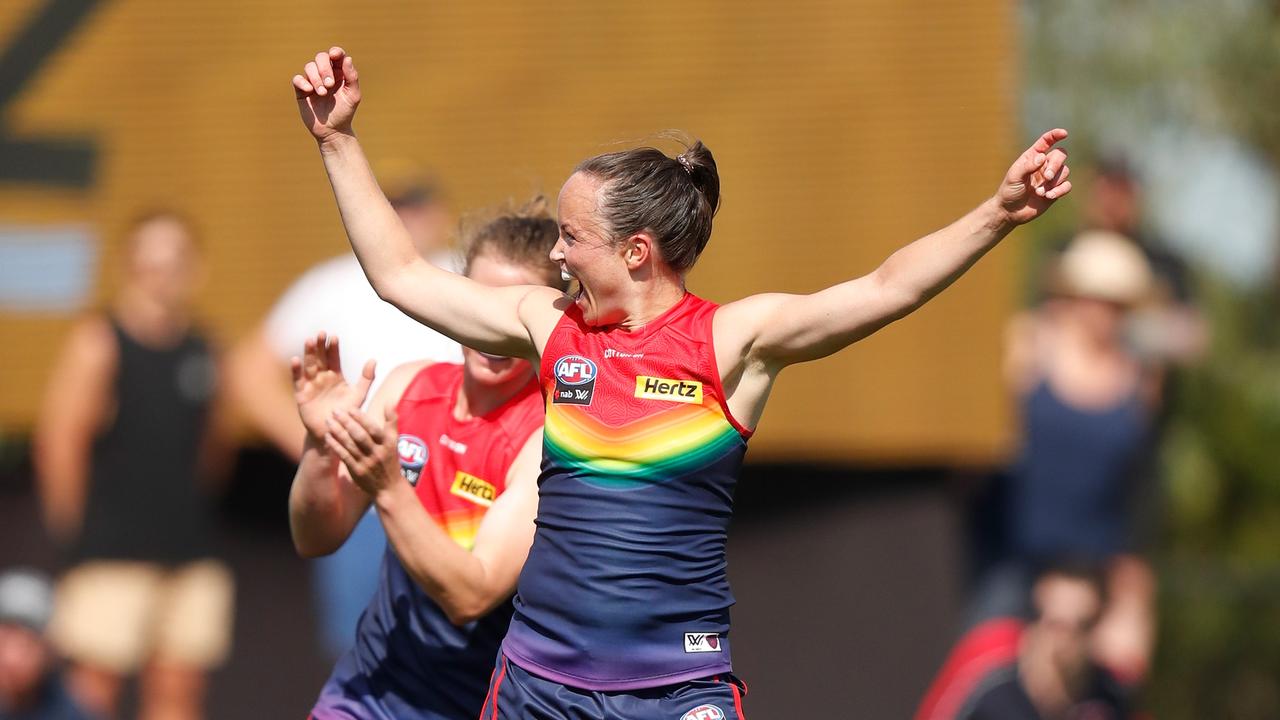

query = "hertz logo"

[450,472,496,507]
[634,376,703,404]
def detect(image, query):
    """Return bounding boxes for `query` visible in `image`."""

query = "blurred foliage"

[1151,280,1280,719]
[1021,1,1280,717]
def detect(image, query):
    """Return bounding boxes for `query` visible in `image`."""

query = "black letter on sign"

[0,0,102,188]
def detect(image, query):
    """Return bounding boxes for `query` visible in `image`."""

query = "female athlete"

[292,46,1072,720]
[289,201,564,719]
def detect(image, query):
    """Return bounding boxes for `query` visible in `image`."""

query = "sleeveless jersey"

[313,363,543,720]
[502,292,752,690]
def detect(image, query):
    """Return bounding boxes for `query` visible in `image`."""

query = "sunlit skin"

[123,217,202,315]
[549,172,686,330]
[292,44,1073,434]
[286,245,552,626]
[0,625,49,711]
[1018,574,1106,717]
[1030,575,1103,670]
[291,45,1077,714]
[1047,296,1127,348]
[457,252,547,417]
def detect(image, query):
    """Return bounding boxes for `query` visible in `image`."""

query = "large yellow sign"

[0,0,1018,462]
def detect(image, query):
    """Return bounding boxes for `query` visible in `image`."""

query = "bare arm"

[329,408,543,626]
[227,327,306,460]
[33,318,117,543]
[287,333,387,557]
[293,47,561,358]
[715,130,1073,424]
[1003,311,1043,395]
[289,435,371,557]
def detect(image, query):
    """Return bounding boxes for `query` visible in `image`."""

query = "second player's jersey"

[502,292,752,690]
[312,363,543,720]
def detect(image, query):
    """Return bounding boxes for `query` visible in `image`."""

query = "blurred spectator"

[226,167,461,659]
[973,233,1160,684]
[916,564,1131,720]
[1073,157,1205,365]
[33,212,234,720]
[0,569,92,720]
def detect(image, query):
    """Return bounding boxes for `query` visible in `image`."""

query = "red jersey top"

[313,362,543,720]
[393,362,543,549]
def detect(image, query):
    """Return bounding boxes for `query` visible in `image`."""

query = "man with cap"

[0,569,92,720]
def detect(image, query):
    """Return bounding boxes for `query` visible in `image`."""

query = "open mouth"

[562,267,585,304]
[478,352,512,362]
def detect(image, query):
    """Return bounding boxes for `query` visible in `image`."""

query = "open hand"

[293,46,361,143]
[291,332,375,441]
[997,128,1073,226]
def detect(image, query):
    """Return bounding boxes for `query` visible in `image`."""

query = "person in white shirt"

[227,171,461,659]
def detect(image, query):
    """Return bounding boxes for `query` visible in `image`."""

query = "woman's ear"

[623,232,655,270]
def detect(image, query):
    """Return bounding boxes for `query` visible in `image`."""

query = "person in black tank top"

[34,212,234,720]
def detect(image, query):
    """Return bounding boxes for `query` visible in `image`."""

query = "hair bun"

[680,141,720,217]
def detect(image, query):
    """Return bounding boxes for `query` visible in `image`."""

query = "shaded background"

[3,0,1280,717]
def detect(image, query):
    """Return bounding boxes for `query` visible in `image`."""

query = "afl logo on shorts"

[397,434,428,486]
[552,355,597,405]
[680,705,726,720]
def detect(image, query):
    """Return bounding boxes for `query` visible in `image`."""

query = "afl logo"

[552,355,598,405]
[680,705,726,720]
[397,434,428,486]
[554,355,597,385]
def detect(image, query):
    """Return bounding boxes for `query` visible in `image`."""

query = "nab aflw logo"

[397,435,428,486]
[683,632,722,653]
[552,355,597,405]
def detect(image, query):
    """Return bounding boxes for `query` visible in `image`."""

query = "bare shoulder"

[370,359,433,412]
[63,315,119,369]
[713,293,795,361]
[1003,309,1048,392]
[518,286,569,352]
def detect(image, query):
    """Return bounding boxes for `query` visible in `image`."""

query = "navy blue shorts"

[478,653,748,720]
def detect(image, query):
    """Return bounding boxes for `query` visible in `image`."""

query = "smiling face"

[461,251,547,386]
[551,172,639,327]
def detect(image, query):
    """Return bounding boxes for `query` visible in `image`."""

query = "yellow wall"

[0,0,1019,463]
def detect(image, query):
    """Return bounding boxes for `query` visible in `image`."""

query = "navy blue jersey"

[311,364,542,719]
[313,550,515,720]
[502,294,752,690]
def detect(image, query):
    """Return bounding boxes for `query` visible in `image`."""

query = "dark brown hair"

[574,137,720,273]
[462,196,566,290]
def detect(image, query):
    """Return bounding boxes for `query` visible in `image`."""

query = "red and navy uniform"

[491,293,751,718]
[311,363,542,720]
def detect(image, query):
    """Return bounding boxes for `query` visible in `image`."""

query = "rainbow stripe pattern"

[543,400,743,490]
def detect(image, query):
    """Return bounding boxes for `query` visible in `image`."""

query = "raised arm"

[327,407,542,626]
[292,47,561,358]
[714,130,1072,426]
